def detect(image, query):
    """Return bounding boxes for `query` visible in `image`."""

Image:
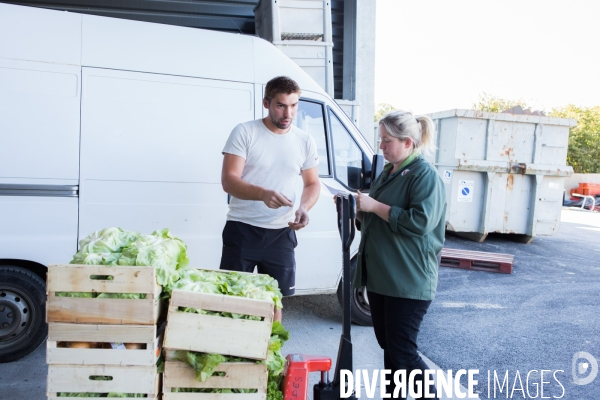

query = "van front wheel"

[336,258,372,326]
[0,266,47,363]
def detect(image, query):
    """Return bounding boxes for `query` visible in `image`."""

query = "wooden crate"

[46,322,165,366]
[47,264,162,325]
[47,364,160,399]
[163,289,273,360]
[163,360,267,400]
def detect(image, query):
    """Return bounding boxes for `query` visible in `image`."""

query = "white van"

[0,3,378,362]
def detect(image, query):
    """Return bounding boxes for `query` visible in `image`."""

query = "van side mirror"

[346,166,362,191]
[362,154,384,191]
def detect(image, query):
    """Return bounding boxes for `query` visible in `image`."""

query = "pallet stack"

[440,248,514,274]
[46,264,164,399]
[162,286,274,399]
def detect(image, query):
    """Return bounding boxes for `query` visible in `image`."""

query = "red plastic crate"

[578,183,600,197]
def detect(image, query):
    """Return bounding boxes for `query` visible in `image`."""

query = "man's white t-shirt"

[222,119,319,229]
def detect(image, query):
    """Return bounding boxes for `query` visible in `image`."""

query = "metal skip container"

[426,109,576,243]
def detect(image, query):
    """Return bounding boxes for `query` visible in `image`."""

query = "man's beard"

[270,115,291,130]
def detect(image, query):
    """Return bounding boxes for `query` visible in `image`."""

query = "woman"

[354,110,446,399]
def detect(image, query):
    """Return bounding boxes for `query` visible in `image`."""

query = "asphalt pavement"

[417,209,600,399]
[1,208,599,399]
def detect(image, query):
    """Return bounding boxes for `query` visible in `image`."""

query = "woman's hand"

[355,190,391,223]
[355,190,377,213]
[356,211,363,222]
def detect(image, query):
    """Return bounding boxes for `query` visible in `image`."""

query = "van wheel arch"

[336,257,372,326]
[0,261,48,363]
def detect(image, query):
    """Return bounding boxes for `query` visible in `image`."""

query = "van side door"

[0,7,81,265]
[78,68,254,267]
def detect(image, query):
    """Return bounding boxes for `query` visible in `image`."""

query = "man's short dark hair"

[264,76,301,102]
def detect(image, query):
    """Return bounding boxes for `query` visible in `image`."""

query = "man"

[220,76,320,320]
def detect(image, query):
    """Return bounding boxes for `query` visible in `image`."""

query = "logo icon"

[572,351,598,385]
[457,180,474,203]
[401,169,410,176]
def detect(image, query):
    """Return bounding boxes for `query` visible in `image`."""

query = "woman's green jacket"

[353,155,446,300]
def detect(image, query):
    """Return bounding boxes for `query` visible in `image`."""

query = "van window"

[329,110,363,190]
[295,100,329,176]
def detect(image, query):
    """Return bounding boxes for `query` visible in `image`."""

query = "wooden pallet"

[163,289,273,360]
[46,322,164,366]
[163,360,267,400]
[440,248,514,274]
[47,364,160,399]
[46,264,162,325]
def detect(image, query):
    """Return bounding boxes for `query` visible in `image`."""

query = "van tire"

[0,266,47,363]
[336,258,372,326]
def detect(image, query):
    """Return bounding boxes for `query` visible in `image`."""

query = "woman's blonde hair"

[379,110,436,156]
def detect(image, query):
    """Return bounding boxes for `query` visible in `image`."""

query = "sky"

[374,0,600,115]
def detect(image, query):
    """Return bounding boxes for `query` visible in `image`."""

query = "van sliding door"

[0,59,80,265]
[79,68,254,267]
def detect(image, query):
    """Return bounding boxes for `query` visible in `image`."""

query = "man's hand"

[287,166,319,230]
[288,207,309,230]
[222,155,292,209]
[262,190,293,209]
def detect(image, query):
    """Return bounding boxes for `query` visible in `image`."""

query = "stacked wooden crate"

[46,264,164,399]
[162,287,274,399]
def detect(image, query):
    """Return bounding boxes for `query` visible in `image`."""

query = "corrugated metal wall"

[0,0,258,33]
[331,0,344,99]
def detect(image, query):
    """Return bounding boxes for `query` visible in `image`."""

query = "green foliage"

[172,388,258,394]
[374,103,398,122]
[472,92,530,113]
[68,227,190,297]
[267,379,284,400]
[174,351,229,383]
[549,105,600,173]
[173,268,284,309]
